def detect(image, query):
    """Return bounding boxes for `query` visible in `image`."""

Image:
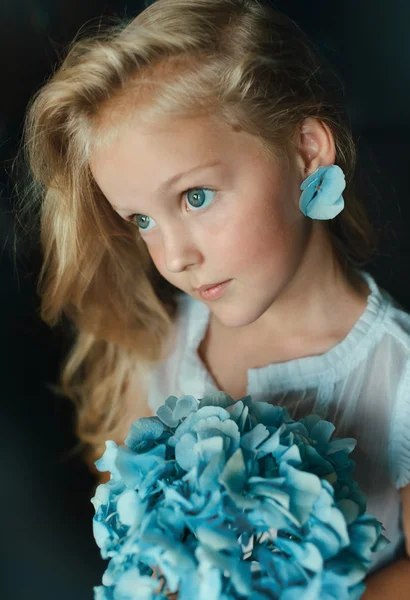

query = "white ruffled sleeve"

[390,355,410,489]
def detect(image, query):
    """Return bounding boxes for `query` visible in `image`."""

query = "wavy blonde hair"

[15,0,380,474]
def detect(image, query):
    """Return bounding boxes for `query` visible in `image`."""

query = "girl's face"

[90,112,313,330]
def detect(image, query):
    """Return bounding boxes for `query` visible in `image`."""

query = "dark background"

[1,1,409,599]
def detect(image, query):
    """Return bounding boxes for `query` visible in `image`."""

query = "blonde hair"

[15,0,381,472]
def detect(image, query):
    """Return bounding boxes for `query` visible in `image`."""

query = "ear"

[296,117,337,177]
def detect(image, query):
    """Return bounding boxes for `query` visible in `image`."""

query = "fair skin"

[90,111,409,592]
[90,113,369,344]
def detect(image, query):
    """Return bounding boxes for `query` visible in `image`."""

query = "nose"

[162,224,201,273]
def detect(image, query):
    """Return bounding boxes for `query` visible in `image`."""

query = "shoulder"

[382,292,410,350]
[367,277,410,370]
[364,268,409,339]
[389,350,410,490]
[363,276,410,488]
[350,274,410,383]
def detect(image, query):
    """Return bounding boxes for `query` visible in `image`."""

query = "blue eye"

[133,213,155,232]
[132,187,217,232]
[185,187,216,211]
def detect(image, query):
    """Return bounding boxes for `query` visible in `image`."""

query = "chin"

[210,300,272,330]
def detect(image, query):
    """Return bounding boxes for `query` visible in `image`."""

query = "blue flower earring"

[299,164,346,220]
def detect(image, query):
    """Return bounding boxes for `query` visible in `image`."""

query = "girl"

[17,0,410,594]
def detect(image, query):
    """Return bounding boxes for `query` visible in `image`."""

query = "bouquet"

[91,392,389,600]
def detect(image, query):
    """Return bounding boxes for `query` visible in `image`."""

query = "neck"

[212,222,370,344]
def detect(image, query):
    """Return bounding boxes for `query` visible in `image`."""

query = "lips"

[196,281,228,293]
[197,279,232,301]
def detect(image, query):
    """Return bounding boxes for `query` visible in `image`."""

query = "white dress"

[146,269,410,574]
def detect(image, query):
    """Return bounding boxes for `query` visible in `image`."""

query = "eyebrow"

[113,159,222,212]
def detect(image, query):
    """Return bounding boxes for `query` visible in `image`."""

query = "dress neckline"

[178,269,391,387]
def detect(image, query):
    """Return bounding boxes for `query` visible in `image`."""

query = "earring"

[299,164,345,220]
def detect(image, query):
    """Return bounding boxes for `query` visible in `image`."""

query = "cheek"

[223,200,291,269]
[141,242,165,276]
[227,196,306,285]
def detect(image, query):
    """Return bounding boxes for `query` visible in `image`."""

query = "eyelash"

[127,187,217,233]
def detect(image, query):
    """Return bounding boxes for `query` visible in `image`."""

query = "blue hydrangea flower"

[91,392,389,599]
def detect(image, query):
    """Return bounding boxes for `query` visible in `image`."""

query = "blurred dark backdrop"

[1,1,409,599]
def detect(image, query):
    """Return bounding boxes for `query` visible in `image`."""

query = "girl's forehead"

[89,115,176,158]
[90,111,272,168]
[94,109,224,141]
